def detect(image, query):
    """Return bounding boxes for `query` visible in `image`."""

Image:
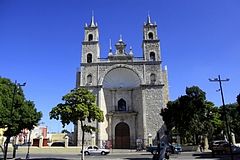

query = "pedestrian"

[199,141,204,152]
[159,142,165,159]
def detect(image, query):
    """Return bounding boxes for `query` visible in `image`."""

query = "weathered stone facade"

[75,15,169,149]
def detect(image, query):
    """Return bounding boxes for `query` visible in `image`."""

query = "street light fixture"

[209,75,233,160]
[11,81,26,113]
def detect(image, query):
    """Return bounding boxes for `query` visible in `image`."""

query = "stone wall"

[143,86,164,144]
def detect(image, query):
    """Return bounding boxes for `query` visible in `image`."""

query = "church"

[75,15,169,149]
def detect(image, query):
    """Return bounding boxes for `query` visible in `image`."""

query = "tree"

[161,86,218,144]
[49,87,104,160]
[61,129,71,134]
[237,94,240,105]
[0,77,42,160]
[237,93,240,112]
[223,103,240,142]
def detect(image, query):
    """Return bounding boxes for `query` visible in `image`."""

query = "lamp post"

[209,75,233,160]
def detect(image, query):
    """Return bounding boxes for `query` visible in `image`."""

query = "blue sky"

[1,0,239,132]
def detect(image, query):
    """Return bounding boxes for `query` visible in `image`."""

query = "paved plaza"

[1,147,240,160]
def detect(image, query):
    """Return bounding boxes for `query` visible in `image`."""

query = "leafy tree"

[237,94,240,105]
[237,93,240,112]
[61,129,71,134]
[223,103,240,142]
[49,87,104,160]
[0,77,42,160]
[161,86,218,144]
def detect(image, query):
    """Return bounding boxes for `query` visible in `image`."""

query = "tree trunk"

[81,121,85,160]
[13,136,17,158]
[4,136,10,160]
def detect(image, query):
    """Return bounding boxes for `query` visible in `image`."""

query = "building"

[75,15,169,149]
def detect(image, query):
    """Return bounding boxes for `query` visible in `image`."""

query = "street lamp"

[11,81,26,114]
[209,75,233,160]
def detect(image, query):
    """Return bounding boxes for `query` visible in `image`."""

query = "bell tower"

[81,15,100,63]
[142,15,161,61]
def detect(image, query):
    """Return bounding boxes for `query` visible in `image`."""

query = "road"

[2,151,240,160]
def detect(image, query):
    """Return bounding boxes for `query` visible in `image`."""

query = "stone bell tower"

[81,15,100,63]
[142,15,161,61]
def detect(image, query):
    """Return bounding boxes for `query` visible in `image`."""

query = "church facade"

[75,15,169,149]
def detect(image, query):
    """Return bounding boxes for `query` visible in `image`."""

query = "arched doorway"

[115,122,130,149]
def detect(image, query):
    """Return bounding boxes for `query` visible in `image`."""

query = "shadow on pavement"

[15,158,68,160]
[124,158,152,160]
[193,152,240,160]
[193,152,222,159]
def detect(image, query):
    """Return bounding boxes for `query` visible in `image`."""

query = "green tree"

[61,129,70,134]
[223,103,240,142]
[49,87,104,160]
[237,93,240,112]
[237,93,240,105]
[0,77,42,160]
[161,86,218,144]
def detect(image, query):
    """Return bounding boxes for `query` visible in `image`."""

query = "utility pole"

[209,75,233,160]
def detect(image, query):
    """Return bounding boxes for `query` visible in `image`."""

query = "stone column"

[39,136,43,148]
[91,134,96,146]
[204,135,209,151]
[65,135,69,148]
[231,132,236,144]
[148,133,153,146]
[176,135,181,144]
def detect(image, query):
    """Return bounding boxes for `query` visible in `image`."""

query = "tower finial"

[90,10,95,27]
[129,46,133,56]
[108,38,113,56]
[109,39,112,50]
[147,12,152,25]
[119,34,123,42]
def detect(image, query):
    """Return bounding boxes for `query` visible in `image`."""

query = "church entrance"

[115,122,130,149]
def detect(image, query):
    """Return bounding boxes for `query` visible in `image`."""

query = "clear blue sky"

[1,0,239,132]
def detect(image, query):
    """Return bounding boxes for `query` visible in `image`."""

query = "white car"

[83,145,110,155]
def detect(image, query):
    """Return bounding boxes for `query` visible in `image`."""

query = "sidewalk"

[15,147,148,155]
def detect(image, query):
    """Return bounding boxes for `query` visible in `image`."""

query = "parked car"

[221,143,240,154]
[146,143,181,155]
[146,145,158,154]
[82,145,110,155]
[209,140,228,154]
[171,143,182,154]
[51,141,65,147]
[51,141,75,147]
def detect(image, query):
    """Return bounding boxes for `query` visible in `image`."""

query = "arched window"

[150,73,156,84]
[87,74,92,84]
[148,32,154,40]
[118,98,126,111]
[87,53,92,63]
[150,52,156,61]
[88,34,93,41]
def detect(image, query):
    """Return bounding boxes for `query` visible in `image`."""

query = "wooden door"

[115,122,130,149]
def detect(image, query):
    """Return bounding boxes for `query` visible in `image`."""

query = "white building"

[75,15,169,149]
